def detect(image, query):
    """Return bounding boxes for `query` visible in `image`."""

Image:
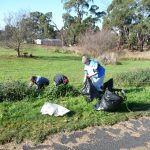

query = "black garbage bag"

[102,78,123,92]
[81,78,101,102]
[95,88,126,111]
[102,78,113,92]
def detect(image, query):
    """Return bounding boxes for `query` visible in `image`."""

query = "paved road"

[1,117,150,150]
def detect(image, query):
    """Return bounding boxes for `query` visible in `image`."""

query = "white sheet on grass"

[40,102,70,116]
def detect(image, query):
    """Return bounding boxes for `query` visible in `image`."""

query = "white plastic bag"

[40,102,70,116]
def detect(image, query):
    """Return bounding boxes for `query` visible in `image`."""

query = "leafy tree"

[142,0,150,14]
[103,0,150,51]
[62,0,93,23]
[128,0,149,51]
[62,0,105,45]
[62,0,92,45]
[29,11,56,39]
[103,0,136,50]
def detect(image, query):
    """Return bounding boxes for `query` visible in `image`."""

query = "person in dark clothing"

[29,76,49,90]
[53,74,69,86]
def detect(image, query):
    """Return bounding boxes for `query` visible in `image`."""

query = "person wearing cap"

[82,56,105,91]
[29,76,50,90]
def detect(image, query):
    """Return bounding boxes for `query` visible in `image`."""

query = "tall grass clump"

[114,69,150,87]
[0,81,37,102]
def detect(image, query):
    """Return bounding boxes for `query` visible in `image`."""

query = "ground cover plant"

[114,69,150,87]
[0,46,150,144]
[0,81,37,102]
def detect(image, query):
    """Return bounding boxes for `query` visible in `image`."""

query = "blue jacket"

[84,60,105,78]
[36,76,49,86]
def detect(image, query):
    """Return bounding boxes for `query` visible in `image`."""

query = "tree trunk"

[137,33,144,52]
[17,43,21,57]
[73,34,76,45]
[124,26,131,50]
[17,48,20,57]
[128,43,132,50]
[60,32,64,46]
[77,3,82,24]
[117,35,123,51]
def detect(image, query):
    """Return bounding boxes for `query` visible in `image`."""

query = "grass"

[0,45,150,144]
[0,46,83,85]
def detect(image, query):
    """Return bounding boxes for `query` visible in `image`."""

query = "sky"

[0,0,112,30]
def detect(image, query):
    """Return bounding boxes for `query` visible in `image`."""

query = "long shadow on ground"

[106,102,150,113]
[113,87,150,112]
[33,55,81,61]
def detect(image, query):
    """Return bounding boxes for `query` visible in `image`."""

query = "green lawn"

[0,46,150,144]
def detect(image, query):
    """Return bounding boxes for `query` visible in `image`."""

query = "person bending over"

[53,74,69,86]
[29,76,49,90]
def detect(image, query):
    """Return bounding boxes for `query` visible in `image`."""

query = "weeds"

[0,81,80,102]
[0,81,37,102]
[44,84,80,101]
[114,69,150,87]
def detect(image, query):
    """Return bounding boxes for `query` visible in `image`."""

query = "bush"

[78,30,117,57]
[0,81,81,102]
[96,52,119,65]
[44,84,80,101]
[0,81,37,102]
[114,69,150,87]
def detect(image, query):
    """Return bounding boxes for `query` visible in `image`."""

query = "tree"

[62,0,92,45]
[4,10,33,57]
[142,0,150,14]
[0,30,6,41]
[62,0,105,45]
[62,0,93,23]
[3,11,58,57]
[103,0,150,51]
[103,0,136,50]
[29,11,56,39]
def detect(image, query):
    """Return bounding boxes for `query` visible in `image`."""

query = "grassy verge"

[0,46,150,144]
[1,86,150,144]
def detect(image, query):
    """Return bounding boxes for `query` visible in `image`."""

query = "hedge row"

[0,81,80,102]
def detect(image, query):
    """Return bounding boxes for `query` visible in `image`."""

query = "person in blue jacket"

[82,56,105,91]
[29,76,49,90]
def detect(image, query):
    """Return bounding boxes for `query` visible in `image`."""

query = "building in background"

[34,39,62,46]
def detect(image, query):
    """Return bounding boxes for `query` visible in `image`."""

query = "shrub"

[44,84,80,101]
[96,52,119,65]
[114,69,150,87]
[0,81,81,102]
[0,81,37,102]
[78,30,117,57]
[52,48,74,54]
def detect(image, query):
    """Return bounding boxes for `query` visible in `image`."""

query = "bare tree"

[79,30,117,56]
[78,30,118,64]
[4,10,32,57]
